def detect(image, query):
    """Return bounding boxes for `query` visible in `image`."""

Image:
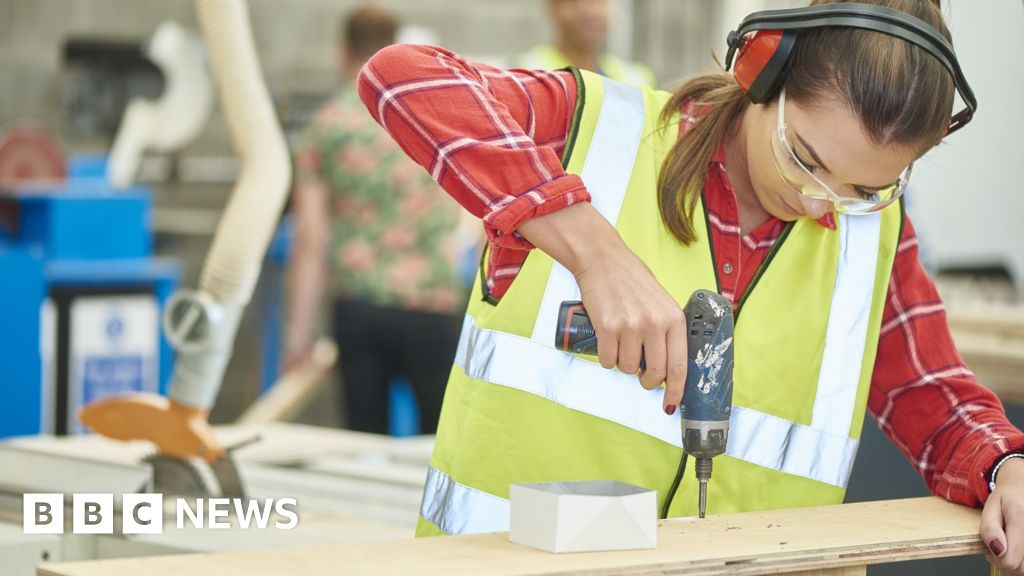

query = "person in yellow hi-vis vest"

[358,0,1024,569]
[516,0,656,88]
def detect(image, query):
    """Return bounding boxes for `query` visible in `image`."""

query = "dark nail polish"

[664,405,676,416]
[989,539,1005,557]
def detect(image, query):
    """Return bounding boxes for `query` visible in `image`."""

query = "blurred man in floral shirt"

[285,5,467,434]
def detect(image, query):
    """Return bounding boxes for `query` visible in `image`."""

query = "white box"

[508,480,657,553]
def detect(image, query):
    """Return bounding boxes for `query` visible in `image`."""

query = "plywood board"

[7,423,434,468]
[39,497,989,576]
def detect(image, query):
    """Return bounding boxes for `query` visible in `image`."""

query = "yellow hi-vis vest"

[516,44,657,88]
[417,70,903,537]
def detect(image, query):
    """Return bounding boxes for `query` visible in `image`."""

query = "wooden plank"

[301,455,428,486]
[945,302,1024,406]
[218,422,434,465]
[790,565,864,569]
[952,330,1024,405]
[948,307,1024,340]
[38,497,988,576]
[6,423,434,468]
[236,339,338,426]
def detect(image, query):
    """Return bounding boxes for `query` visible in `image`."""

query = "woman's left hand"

[982,457,1024,574]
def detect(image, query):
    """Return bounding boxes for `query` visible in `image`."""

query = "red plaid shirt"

[358,44,1024,507]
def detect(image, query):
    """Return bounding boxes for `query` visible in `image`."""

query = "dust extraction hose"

[168,0,291,409]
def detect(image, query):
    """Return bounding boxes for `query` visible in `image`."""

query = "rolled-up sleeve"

[358,43,589,250]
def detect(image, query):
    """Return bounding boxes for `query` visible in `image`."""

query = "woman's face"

[744,94,922,221]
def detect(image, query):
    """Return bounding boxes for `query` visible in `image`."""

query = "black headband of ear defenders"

[725,2,976,134]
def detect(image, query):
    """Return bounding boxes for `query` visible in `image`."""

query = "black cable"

[660,452,688,519]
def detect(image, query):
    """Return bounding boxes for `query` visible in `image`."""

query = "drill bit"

[698,480,708,518]
[695,456,712,519]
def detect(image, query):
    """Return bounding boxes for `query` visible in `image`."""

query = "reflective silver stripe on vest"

[421,465,509,535]
[455,314,860,487]
[811,212,881,438]
[727,406,859,487]
[460,313,678,443]
[531,77,645,344]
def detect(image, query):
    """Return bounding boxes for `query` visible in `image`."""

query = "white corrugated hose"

[168,0,291,409]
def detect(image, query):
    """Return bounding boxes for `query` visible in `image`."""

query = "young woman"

[357,0,1024,569]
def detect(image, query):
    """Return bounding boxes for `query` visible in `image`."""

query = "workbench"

[2,423,431,573]
[38,497,999,576]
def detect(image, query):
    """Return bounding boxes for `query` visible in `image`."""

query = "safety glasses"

[769,87,912,215]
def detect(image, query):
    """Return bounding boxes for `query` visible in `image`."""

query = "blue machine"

[0,169,179,438]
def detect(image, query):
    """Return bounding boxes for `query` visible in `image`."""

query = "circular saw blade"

[142,453,219,497]
[210,455,246,499]
[0,125,65,184]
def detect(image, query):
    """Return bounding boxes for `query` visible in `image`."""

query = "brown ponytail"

[656,74,747,245]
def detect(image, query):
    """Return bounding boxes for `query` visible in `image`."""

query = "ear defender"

[721,4,975,134]
[725,29,797,104]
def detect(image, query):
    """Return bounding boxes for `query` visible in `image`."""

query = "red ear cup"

[731,29,797,104]
[732,30,783,93]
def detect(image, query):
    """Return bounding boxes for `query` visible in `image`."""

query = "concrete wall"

[0,0,722,153]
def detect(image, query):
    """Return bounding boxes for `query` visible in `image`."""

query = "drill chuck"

[695,457,713,482]
[681,419,729,459]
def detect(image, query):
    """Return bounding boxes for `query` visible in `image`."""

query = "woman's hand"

[982,457,1024,574]
[519,203,689,414]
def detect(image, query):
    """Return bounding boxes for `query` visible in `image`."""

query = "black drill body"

[555,290,735,518]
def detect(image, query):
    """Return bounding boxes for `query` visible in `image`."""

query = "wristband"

[990,453,1024,492]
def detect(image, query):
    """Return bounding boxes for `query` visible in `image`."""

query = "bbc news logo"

[23,494,299,534]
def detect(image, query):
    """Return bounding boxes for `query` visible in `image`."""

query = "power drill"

[555,290,734,519]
